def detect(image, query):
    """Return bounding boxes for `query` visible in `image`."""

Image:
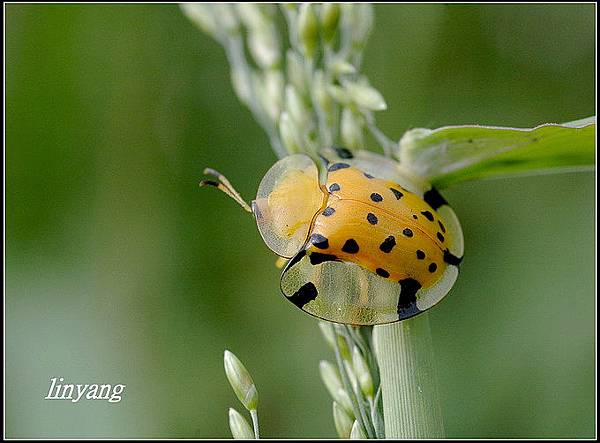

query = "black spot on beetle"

[334,147,354,159]
[443,249,463,266]
[367,213,378,225]
[397,303,421,320]
[322,207,335,216]
[328,162,351,172]
[342,239,360,254]
[423,187,447,210]
[310,233,329,249]
[421,210,434,221]
[286,249,306,269]
[376,268,390,278]
[370,193,383,202]
[363,172,375,179]
[288,282,318,308]
[428,263,437,273]
[309,252,338,265]
[390,188,403,199]
[379,236,396,253]
[438,220,446,233]
[416,250,425,260]
[398,278,421,311]
[403,228,413,237]
[437,232,445,242]
[329,183,341,192]
[412,214,418,220]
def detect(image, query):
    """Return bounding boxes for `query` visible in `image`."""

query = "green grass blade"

[397,117,596,189]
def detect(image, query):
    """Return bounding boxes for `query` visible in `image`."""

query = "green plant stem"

[364,111,396,157]
[372,313,445,438]
[250,409,260,439]
[331,324,376,439]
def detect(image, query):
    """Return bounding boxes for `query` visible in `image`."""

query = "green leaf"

[396,117,595,189]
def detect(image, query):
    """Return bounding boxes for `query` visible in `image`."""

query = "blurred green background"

[5,3,595,439]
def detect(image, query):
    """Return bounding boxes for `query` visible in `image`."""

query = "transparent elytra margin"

[253,154,324,259]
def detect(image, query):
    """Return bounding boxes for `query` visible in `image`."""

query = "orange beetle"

[202,148,463,325]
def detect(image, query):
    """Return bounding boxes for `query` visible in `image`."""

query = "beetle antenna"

[200,168,252,213]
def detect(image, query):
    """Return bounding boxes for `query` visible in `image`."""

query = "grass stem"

[331,324,376,439]
[373,313,444,438]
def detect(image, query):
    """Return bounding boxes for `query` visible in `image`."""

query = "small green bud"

[261,4,277,19]
[286,50,306,94]
[218,4,240,34]
[228,408,255,439]
[318,321,336,349]
[248,28,281,69]
[354,4,374,47]
[298,3,319,58]
[333,324,352,361]
[338,336,352,361]
[350,420,367,439]
[263,70,284,122]
[230,67,252,105]
[319,361,357,418]
[341,107,365,150]
[341,4,374,50]
[340,4,355,41]
[327,84,350,106]
[333,401,354,439]
[313,70,334,118]
[236,4,279,68]
[335,387,354,416]
[285,85,309,129]
[279,111,302,154]
[340,3,355,22]
[224,350,258,411]
[180,4,218,38]
[320,3,341,43]
[352,346,374,398]
[346,82,387,111]
[236,4,267,30]
[331,59,357,77]
[319,360,342,399]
